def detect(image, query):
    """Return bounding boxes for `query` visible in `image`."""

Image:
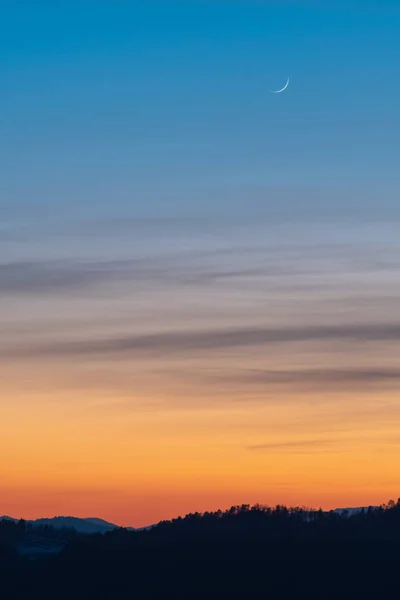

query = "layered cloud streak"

[1,215,400,404]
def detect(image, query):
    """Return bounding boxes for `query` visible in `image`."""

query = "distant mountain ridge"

[0,515,123,534]
[1,506,379,534]
[333,506,378,516]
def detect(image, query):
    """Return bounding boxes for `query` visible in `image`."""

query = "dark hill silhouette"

[32,516,118,534]
[0,515,121,534]
[1,499,400,599]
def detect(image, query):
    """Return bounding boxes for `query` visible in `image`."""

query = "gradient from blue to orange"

[1,1,400,526]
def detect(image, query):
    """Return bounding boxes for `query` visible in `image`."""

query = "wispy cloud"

[247,439,338,452]
[0,258,303,295]
[223,367,400,391]
[2,323,400,361]
[2,221,400,296]
[248,434,400,452]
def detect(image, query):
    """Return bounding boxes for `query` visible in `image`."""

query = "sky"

[1,1,400,527]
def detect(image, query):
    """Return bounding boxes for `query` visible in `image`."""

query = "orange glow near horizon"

[2,380,400,527]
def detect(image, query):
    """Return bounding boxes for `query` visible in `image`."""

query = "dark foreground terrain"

[2,501,400,599]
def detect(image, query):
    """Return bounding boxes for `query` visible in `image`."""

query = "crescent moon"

[270,77,290,94]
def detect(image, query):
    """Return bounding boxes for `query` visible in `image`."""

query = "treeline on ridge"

[2,499,400,599]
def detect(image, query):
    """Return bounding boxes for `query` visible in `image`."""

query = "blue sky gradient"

[2,1,399,218]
